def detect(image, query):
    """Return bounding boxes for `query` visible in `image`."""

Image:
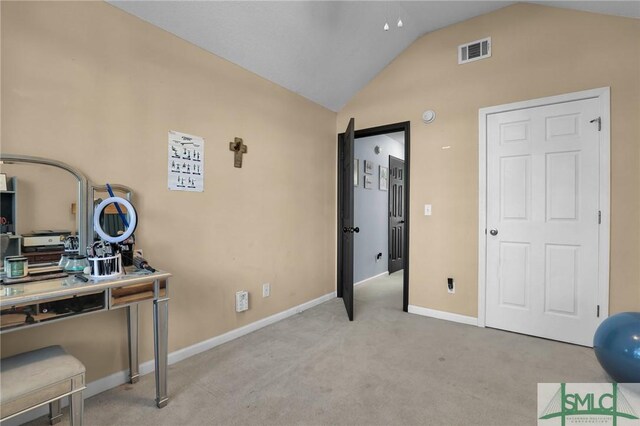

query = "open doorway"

[354,133,405,282]
[337,121,410,320]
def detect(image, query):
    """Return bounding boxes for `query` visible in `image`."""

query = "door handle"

[353,227,359,233]
[342,227,360,234]
[489,229,498,236]
[399,220,405,224]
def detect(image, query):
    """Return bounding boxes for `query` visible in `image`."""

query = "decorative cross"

[229,137,248,168]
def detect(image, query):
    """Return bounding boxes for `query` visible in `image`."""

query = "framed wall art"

[379,166,388,191]
[364,174,374,189]
[364,160,373,175]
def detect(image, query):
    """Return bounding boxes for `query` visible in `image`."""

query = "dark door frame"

[337,121,411,312]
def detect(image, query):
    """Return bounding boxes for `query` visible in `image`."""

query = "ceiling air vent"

[458,37,491,64]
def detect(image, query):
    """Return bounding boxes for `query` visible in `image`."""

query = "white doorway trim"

[477,87,611,328]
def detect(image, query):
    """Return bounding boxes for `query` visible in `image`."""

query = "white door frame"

[477,87,610,328]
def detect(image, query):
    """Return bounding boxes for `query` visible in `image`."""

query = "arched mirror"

[0,155,88,265]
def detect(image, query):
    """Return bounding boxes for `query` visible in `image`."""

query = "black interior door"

[389,156,405,274]
[340,118,355,321]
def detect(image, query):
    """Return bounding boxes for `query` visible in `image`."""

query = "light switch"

[424,204,432,216]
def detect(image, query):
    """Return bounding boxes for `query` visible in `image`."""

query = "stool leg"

[49,399,62,425]
[69,391,83,426]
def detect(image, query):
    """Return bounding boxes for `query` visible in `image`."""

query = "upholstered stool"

[1,346,85,425]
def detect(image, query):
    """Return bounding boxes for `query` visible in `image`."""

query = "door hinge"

[598,210,602,224]
[590,117,602,131]
[597,305,600,318]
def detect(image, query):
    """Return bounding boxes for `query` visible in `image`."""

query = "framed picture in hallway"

[364,174,374,189]
[354,159,359,187]
[379,166,388,191]
[364,160,373,175]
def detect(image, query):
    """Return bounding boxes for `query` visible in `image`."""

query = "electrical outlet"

[262,283,270,298]
[235,291,249,312]
[447,278,455,294]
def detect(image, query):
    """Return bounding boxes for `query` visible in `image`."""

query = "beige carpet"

[26,271,607,425]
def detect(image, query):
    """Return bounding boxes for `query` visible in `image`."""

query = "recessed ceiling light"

[383,22,389,31]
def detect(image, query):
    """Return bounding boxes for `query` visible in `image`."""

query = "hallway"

[354,270,404,317]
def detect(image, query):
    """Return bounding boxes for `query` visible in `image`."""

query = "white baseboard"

[5,290,337,426]
[165,290,336,366]
[354,271,388,287]
[408,305,478,326]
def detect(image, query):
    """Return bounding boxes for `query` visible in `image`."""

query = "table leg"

[153,279,169,408]
[127,303,139,384]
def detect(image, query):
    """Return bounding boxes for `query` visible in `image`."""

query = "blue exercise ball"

[593,312,640,383]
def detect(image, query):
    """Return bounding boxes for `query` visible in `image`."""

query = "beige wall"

[1,1,336,381]
[338,3,640,316]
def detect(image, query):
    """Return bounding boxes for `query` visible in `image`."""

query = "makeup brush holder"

[89,253,123,279]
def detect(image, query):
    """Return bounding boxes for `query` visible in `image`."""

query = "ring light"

[94,197,137,243]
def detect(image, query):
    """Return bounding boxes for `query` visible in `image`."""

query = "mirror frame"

[0,154,90,252]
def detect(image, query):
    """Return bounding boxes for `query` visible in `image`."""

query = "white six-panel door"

[485,97,603,346]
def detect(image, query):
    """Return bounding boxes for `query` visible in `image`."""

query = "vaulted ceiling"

[108,1,640,112]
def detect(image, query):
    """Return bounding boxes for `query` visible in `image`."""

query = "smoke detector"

[422,110,436,124]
